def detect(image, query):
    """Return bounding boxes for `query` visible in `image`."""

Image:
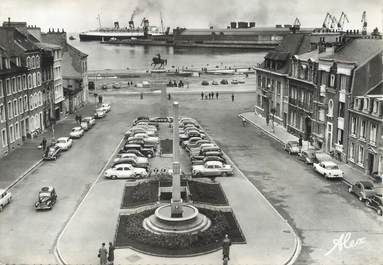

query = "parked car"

[365,194,383,216]
[125,127,157,138]
[220,79,228,85]
[113,153,149,166]
[112,83,121,89]
[69,127,84,139]
[34,186,57,210]
[122,144,155,158]
[55,137,73,151]
[231,79,239,84]
[186,139,211,153]
[104,164,148,179]
[0,189,12,212]
[192,156,226,166]
[119,149,146,158]
[191,151,224,162]
[238,79,246,84]
[82,116,96,128]
[129,133,159,144]
[94,108,106,119]
[192,161,234,177]
[149,117,173,123]
[80,120,90,131]
[201,80,209,86]
[133,116,150,125]
[298,149,317,164]
[126,138,157,151]
[43,145,62,160]
[189,143,215,156]
[348,181,382,201]
[182,137,202,148]
[284,141,300,155]
[179,130,205,142]
[212,80,219,85]
[100,103,111,112]
[313,161,344,179]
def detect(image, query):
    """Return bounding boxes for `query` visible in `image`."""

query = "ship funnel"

[114,21,120,29]
[129,20,135,29]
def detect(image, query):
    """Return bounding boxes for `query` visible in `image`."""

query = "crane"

[337,12,349,31]
[322,12,332,29]
[361,11,367,35]
[330,15,338,29]
[160,12,165,34]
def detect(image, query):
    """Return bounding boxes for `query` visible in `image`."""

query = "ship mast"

[96,14,102,29]
[160,12,164,34]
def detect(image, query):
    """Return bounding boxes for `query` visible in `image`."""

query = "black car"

[191,151,224,161]
[133,116,150,126]
[365,195,383,216]
[192,156,226,165]
[298,149,317,165]
[43,145,62,161]
[35,186,57,210]
[123,144,155,158]
[119,149,146,158]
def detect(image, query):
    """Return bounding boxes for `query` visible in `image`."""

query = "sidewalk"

[239,111,371,186]
[0,103,96,191]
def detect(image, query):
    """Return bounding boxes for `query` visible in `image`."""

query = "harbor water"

[69,38,267,71]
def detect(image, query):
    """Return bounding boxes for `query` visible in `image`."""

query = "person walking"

[168,93,171,100]
[201,92,204,100]
[216,92,219,100]
[41,137,47,151]
[108,242,115,265]
[98,243,108,265]
[222,234,232,261]
[298,135,303,153]
[208,92,211,100]
[231,93,234,102]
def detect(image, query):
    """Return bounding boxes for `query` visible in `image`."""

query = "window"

[349,142,354,161]
[17,76,21,91]
[340,75,347,91]
[15,122,19,140]
[32,73,36,88]
[27,74,32,89]
[360,120,366,139]
[351,117,357,135]
[337,129,343,145]
[328,99,334,117]
[32,56,35,69]
[18,97,23,114]
[11,77,16,93]
[8,101,12,119]
[22,75,26,90]
[13,99,17,117]
[36,56,40,68]
[24,95,28,111]
[6,79,10,95]
[0,80,3,98]
[0,104,4,122]
[1,128,7,147]
[29,95,33,110]
[277,81,281,95]
[338,102,345,118]
[321,72,328,86]
[26,57,31,68]
[358,145,364,165]
[37,72,41,86]
[370,124,377,145]
[9,125,14,143]
[330,74,335,87]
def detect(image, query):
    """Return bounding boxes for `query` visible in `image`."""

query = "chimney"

[8,17,10,26]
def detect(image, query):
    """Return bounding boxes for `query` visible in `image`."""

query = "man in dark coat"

[298,135,303,153]
[201,92,204,100]
[222,234,231,260]
[231,94,234,102]
[98,242,108,265]
[41,137,47,151]
[216,92,219,100]
[108,242,115,264]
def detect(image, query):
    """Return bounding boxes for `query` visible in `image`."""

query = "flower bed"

[115,208,245,256]
[121,181,159,208]
[188,181,228,206]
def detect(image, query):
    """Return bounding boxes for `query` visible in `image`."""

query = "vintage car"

[104,164,148,179]
[69,127,84,139]
[82,116,96,128]
[365,194,383,216]
[231,79,239,84]
[182,137,202,148]
[348,181,383,201]
[149,117,173,123]
[100,103,111,112]
[313,161,344,179]
[189,143,215,156]
[284,141,300,155]
[201,80,209,86]
[113,153,149,165]
[220,79,229,85]
[186,139,211,152]
[192,161,233,178]
[94,108,106,119]
[126,138,157,151]
[55,137,73,151]
[118,148,146,158]
[43,145,62,160]
[122,144,155,158]
[128,133,159,145]
[192,156,226,166]
[298,149,317,164]
[0,189,12,212]
[191,150,224,161]
[212,80,219,85]
[125,127,157,138]
[80,120,90,131]
[179,130,205,143]
[132,116,150,126]
[34,186,57,210]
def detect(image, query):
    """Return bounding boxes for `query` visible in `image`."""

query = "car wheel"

[147,153,153,158]
[365,200,370,207]
[222,172,228,177]
[111,175,117,180]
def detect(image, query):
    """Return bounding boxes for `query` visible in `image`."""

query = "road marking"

[54,136,125,265]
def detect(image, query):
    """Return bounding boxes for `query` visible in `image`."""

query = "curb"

[54,136,125,265]
[5,159,43,191]
[97,89,257,97]
[200,121,302,265]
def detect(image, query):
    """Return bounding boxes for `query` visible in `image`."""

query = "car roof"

[40,186,54,192]
[357,181,374,188]
[57,137,69,140]
[113,163,133,168]
[205,161,223,166]
[321,161,337,166]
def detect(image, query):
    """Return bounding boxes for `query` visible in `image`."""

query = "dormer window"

[328,99,334,117]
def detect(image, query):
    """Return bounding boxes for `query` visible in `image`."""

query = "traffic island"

[115,207,245,256]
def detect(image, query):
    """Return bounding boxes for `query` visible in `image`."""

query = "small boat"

[69,36,76,40]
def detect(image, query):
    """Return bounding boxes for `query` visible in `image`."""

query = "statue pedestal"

[171,199,183,218]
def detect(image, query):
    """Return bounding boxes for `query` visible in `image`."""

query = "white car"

[129,133,159,144]
[0,189,12,212]
[94,108,106,119]
[100,103,111,112]
[104,164,148,179]
[125,127,157,137]
[69,127,84,139]
[55,137,73,151]
[192,161,234,177]
[113,153,149,164]
[313,161,344,179]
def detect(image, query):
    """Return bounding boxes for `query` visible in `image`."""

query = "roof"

[35,42,61,50]
[367,81,383,95]
[357,181,374,188]
[179,27,292,36]
[274,33,311,55]
[323,39,383,65]
[62,51,81,79]
[13,28,39,51]
[295,47,336,62]
[67,43,87,58]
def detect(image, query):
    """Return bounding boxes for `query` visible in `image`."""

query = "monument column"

[171,101,182,217]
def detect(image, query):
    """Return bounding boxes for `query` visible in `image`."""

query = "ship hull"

[79,34,151,41]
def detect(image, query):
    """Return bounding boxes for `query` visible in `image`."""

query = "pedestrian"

[168,93,171,100]
[173,80,177,87]
[78,114,82,123]
[298,135,303,153]
[98,242,108,265]
[98,95,103,104]
[210,92,213,99]
[140,92,143,100]
[201,92,204,100]
[205,94,208,100]
[231,93,234,102]
[216,92,219,100]
[222,234,231,261]
[108,242,115,265]
[41,137,47,151]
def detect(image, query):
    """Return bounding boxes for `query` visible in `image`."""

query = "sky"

[0,0,382,33]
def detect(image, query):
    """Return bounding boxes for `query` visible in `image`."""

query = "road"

[0,92,382,264]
